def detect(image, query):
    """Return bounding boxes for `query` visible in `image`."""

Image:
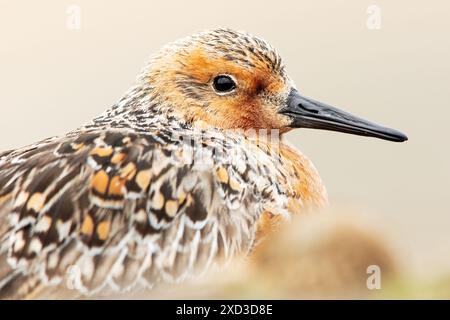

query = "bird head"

[141,28,407,142]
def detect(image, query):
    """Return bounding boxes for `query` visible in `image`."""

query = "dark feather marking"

[185,192,208,222]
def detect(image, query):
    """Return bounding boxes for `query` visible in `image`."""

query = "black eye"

[213,75,236,93]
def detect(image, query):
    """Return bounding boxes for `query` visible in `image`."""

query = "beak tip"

[392,131,408,142]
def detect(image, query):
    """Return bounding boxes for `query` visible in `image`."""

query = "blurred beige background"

[0,0,449,288]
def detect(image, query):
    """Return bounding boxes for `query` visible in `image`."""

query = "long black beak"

[280,89,408,142]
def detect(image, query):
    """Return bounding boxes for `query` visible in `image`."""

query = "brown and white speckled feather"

[0,128,298,297]
[0,29,327,299]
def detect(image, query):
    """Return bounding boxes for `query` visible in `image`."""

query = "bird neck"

[254,139,328,244]
[277,141,328,212]
[82,83,178,132]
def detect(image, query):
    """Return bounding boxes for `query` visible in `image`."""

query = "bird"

[0,28,407,299]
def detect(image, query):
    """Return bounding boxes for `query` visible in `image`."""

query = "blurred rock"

[248,211,397,298]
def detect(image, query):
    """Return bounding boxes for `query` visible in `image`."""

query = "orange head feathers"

[140,29,291,131]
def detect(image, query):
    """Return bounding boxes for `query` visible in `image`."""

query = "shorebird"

[0,29,407,299]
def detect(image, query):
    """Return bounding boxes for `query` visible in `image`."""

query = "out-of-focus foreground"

[104,209,450,299]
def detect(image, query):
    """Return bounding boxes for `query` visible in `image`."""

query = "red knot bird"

[0,28,407,299]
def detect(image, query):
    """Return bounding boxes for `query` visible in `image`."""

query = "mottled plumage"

[0,28,406,299]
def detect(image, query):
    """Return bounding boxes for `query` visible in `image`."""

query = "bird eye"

[212,75,236,94]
